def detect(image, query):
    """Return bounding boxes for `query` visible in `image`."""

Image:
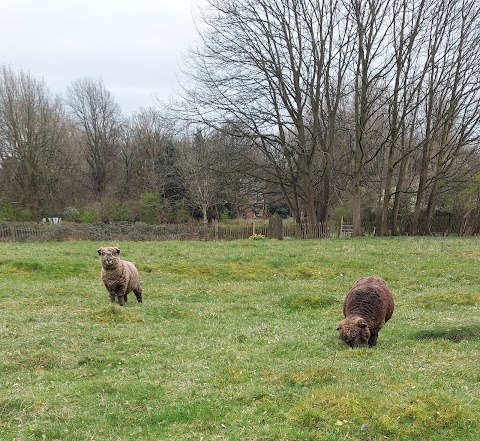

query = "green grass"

[0,237,479,440]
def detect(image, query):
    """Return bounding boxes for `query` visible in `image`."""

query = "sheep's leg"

[108,288,116,303]
[368,331,379,347]
[134,288,143,303]
[115,287,128,306]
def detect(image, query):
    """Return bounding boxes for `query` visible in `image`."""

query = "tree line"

[180,0,480,235]
[1,0,480,235]
[0,69,244,225]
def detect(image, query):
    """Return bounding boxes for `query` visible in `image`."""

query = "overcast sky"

[0,0,204,115]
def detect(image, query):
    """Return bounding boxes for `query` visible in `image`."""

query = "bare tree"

[423,0,480,230]
[305,0,355,222]
[410,0,480,234]
[173,0,480,232]
[180,0,350,223]
[379,0,429,235]
[129,107,174,195]
[348,0,394,235]
[0,66,72,218]
[66,78,123,199]
[176,130,223,223]
[117,121,139,199]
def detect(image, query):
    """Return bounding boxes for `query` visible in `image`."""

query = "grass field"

[0,237,479,440]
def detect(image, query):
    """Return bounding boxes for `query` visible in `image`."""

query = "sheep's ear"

[359,322,367,329]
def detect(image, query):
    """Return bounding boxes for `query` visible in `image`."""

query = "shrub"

[16,208,33,221]
[111,202,134,222]
[79,209,97,223]
[0,205,15,221]
[140,192,160,224]
[63,207,81,222]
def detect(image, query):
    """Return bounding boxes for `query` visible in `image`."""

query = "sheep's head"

[97,246,121,269]
[337,316,370,348]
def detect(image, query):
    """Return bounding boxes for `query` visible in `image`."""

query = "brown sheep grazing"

[337,277,394,348]
[97,246,143,306]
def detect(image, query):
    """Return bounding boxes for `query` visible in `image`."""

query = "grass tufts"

[8,260,43,272]
[286,367,338,387]
[282,293,337,310]
[92,305,143,323]
[159,305,194,319]
[418,291,480,308]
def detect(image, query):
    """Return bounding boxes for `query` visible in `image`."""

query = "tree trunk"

[352,175,362,237]
[391,153,409,235]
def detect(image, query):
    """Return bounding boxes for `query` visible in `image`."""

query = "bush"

[111,203,134,222]
[63,207,81,222]
[79,209,97,223]
[0,205,15,221]
[0,205,34,222]
[140,192,160,224]
[16,208,33,222]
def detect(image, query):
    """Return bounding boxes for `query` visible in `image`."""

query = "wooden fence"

[9,214,479,242]
[0,224,46,242]
[0,220,349,242]
[216,221,336,240]
[3,205,480,243]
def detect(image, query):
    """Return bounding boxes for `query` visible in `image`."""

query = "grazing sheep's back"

[337,277,394,347]
[98,246,143,306]
[344,277,394,325]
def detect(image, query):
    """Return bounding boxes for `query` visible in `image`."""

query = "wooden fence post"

[268,214,284,240]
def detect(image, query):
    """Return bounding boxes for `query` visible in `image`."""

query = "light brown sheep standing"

[97,246,143,306]
[337,276,394,348]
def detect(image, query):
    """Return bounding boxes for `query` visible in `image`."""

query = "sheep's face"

[98,247,121,269]
[337,316,370,348]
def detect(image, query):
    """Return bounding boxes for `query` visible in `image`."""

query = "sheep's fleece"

[98,246,143,306]
[337,276,394,348]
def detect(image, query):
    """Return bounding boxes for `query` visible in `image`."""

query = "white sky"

[0,0,204,115]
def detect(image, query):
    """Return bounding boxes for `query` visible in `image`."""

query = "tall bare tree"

[348,0,394,235]
[379,0,428,235]
[66,78,123,199]
[410,0,480,234]
[423,0,480,230]
[315,0,355,222]
[181,0,350,223]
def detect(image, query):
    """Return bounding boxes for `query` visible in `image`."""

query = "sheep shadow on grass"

[411,324,480,343]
